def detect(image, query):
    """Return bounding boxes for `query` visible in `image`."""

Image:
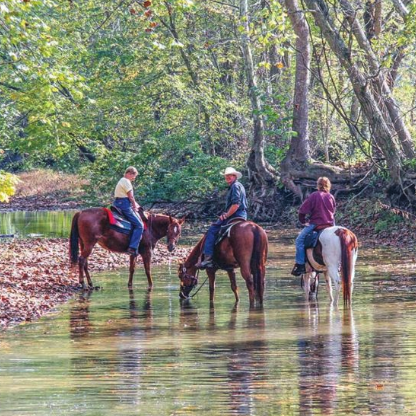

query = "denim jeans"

[113,197,143,251]
[203,219,226,256]
[295,224,316,264]
[203,212,247,256]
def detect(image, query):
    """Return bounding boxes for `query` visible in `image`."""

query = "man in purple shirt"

[291,177,336,276]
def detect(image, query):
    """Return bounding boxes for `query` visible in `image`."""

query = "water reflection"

[0,210,77,238]
[4,243,416,415]
[69,292,93,341]
[296,304,358,415]
[202,306,268,416]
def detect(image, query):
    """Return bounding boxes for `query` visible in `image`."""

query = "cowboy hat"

[222,167,242,179]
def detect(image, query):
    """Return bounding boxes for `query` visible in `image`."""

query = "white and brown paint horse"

[302,226,358,307]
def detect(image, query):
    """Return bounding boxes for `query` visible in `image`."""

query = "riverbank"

[0,170,88,212]
[0,238,189,330]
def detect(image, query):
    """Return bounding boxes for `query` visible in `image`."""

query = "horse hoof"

[147,286,153,292]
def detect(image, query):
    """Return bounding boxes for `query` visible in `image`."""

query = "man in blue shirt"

[199,167,248,269]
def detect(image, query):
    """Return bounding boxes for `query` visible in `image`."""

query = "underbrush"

[337,197,416,248]
[15,170,88,200]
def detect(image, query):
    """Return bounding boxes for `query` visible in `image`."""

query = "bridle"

[179,265,208,298]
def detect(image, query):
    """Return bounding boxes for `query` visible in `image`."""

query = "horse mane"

[184,236,206,267]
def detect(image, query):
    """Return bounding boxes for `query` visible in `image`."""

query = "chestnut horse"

[70,208,184,289]
[178,221,268,307]
[302,226,358,307]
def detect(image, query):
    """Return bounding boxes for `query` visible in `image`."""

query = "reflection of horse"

[204,306,268,414]
[302,226,358,307]
[69,208,185,289]
[178,221,268,307]
[69,292,93,341]
[128,289,153,328]
[297,306,358,415]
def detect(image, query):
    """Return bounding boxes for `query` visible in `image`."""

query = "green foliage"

[0,0,415,204]
[374,211,404,233]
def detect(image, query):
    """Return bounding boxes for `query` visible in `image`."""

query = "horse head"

[166,216,185,252]
[178,262,198,299]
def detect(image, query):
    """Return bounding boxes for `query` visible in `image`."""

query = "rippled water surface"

[2,225,416,415]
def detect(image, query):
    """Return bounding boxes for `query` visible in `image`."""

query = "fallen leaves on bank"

[0,238,190,330]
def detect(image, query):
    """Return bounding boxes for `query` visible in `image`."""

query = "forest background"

[1,0,416,233]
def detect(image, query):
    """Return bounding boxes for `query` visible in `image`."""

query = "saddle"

[109,206,132,235]
[215,217,246,245]
[305,224,333,272]
[108,206,148,235]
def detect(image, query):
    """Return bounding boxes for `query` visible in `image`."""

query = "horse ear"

[169,216,173,224]
[179,216,186,225]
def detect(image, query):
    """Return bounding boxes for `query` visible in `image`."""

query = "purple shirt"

[298,191,336,226]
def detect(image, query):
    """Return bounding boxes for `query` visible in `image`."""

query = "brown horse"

[70,208,185,289]
[178,221,268,307]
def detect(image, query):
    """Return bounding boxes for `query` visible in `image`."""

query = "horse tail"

[69,212,80,266]
[336,228,358,307]
[250,225,268,303]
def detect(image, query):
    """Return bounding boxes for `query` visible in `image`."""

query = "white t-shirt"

[114,177,133,198]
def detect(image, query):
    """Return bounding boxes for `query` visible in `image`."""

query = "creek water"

[1,211,416,415]
[0,210,77,238]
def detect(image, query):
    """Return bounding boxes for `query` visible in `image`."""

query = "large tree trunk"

[280,0,312,198]
[303,0,404,185]
[239,0,278,219]
[339,0,415,159]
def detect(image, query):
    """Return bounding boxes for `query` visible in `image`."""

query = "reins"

[187,269,210,298]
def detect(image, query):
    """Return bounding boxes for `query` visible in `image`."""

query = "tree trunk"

[303,0,404,184]
[239,0,278,219]
[339,0,415,159]
[280,0,312,198]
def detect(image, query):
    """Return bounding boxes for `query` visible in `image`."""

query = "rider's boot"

[291,263,306,276]
[199,254,214,269]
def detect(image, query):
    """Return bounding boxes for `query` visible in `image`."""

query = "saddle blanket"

[106,207,132,235]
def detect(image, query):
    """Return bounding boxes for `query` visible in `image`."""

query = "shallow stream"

[1,211,416,415]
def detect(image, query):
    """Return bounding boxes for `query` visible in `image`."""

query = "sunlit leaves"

[0,171,20,202]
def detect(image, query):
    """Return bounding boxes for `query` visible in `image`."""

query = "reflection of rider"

[199,167,248,269]
[291,177,336,276]
[113,166,144,256]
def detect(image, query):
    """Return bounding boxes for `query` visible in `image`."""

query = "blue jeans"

[203,212,247,256]
[295,224,316,264]
[203,219,225,256]
[113,198,144,251]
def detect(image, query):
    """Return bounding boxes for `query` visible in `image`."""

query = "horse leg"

[83,259,93,289]
[255,263,266,305]
[302,272,311,301]
[326,265,341,306]
[78,242,95,289]
[207,269,216,306]
[323,271,333,304]
[140,250,153,290]
[240,264,255,308]
[128,255,137,289]
[227,270,239,303]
